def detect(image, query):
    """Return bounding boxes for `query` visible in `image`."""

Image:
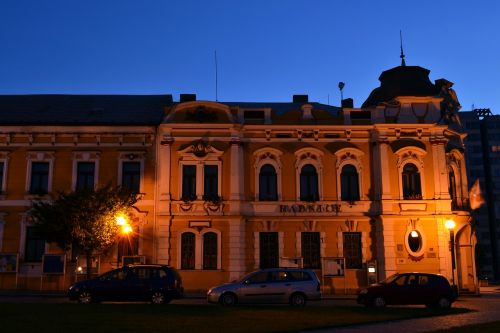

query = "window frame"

[177,228,222,270]
[117,152,145,194]
[294,148,323,201]
[253,147,283,201]
[72,152,100,191]
[301,232,321,269]
[25,152,54,196]
[343,232,362,269]
[340,164,360,202]
[0,151,9,194]
[258,164,278,201]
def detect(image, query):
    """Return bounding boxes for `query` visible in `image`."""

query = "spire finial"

[400,30,406,66]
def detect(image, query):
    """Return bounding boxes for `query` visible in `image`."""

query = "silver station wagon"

[207,268,321,306]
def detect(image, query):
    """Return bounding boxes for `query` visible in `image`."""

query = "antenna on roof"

[400,30,406,66]
[215,50,219,101]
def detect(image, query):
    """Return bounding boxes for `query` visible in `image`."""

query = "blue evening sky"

[1,0,499,112]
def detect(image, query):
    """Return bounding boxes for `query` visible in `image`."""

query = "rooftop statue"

[436,78,462,127]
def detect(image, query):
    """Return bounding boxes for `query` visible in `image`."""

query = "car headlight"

[359,289,368,295]
[207,289,213,295]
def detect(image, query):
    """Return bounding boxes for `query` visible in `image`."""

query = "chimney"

[293,95,308,103]
[301,104,313,120]
[341,98,354,108]
[180,94,197,103]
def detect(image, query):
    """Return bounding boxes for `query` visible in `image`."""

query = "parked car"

[357,272,457,308]
[68,264,183,304]
[207,268,321,306]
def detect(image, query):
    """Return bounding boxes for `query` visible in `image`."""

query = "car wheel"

[151,291,168,305]
[437,297,451,309]
[77,291,93,304]
[220,292,237,306]
[373,296,386,308]
[290,293,307,307]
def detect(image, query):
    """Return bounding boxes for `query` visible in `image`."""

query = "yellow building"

[0,64,477,293]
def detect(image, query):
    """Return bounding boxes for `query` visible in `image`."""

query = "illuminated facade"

[0,64,478,293]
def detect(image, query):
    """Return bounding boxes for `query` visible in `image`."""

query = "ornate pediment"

[178,140,224,160]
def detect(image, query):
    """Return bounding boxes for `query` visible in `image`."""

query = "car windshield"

[380,273,400,284]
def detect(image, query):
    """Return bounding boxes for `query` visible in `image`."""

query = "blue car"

[68,264,183,304]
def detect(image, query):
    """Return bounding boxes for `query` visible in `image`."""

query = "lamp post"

[445,219,456,287]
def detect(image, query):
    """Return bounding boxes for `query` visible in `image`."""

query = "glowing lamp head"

[77,266,83,272]
[410,230,419,238]
[445,219,456,230]
[116,215,127,226]
[122,225,133,234]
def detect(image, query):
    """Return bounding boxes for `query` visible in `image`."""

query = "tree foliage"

[30,184,139,277]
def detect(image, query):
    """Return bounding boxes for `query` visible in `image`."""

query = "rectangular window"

[25,226,45,262]
[76,162,95,190]
[343,232,362,269]
[182,165,196,200]
[30,162,49,195]
[260,232,278,269]
[121,161,140,193]
[301,232,321,269]
[203,165,218,199]
[0,161,4,192]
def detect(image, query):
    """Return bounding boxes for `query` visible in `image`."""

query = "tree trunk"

[85,251,92,280]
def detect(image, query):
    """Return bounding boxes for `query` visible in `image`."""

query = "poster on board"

[0,253,18,273]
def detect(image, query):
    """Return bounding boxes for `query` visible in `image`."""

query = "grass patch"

[0,303,471,333]
[431,321,500,333]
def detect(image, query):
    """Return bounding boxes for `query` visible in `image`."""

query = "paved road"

[306,292,500,333]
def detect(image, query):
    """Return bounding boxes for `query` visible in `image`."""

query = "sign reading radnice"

[279,203,341,214]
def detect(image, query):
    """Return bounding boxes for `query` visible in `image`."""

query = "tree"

[30,184,139,279]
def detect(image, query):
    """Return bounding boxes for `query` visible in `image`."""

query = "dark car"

[68,264,183,304]
[357,272,457,308]
[207,268,321,306]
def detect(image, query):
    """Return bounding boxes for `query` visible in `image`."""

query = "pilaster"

[228,217,246,280]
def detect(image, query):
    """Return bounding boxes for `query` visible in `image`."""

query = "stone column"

[373,134,392,212]
[229,137,244,213]
[156,135,173,265]
[431,135,450,212]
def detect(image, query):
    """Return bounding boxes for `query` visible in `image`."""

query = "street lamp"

[116,214,132,235]
[445,219,456,287]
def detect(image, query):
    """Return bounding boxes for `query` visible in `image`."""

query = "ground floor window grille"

[301,232,321,268]
[343,232,362,269]
[260,232,278,268]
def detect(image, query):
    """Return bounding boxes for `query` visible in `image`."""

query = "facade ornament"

[436,78,462,127]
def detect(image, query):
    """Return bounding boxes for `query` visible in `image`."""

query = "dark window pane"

[259,232,278,268]
[0,161,4,191]
[203,232,218,270]
[25,226,45,262]
[30,162,49,195]
[300,164,319,201]
[259,164,278,201]
[341,164,360,201]
[122,162,140,193]
[181,232,195,269]
[76,162,95,190]
[408,231,422,253]
[302,232,321,268]
[449,171,457,200]
[402,163,422,199]
[182,165,196,200]
[204,165,218,199]
[343,232,362,269]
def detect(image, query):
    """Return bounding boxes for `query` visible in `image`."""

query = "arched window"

[449,170,457,200]
[402,163,422,199]
[181,232,195,269]
[203,232,218,270]
[300,164,319,202]
[341,164,360,201]
[259,164,277,201]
